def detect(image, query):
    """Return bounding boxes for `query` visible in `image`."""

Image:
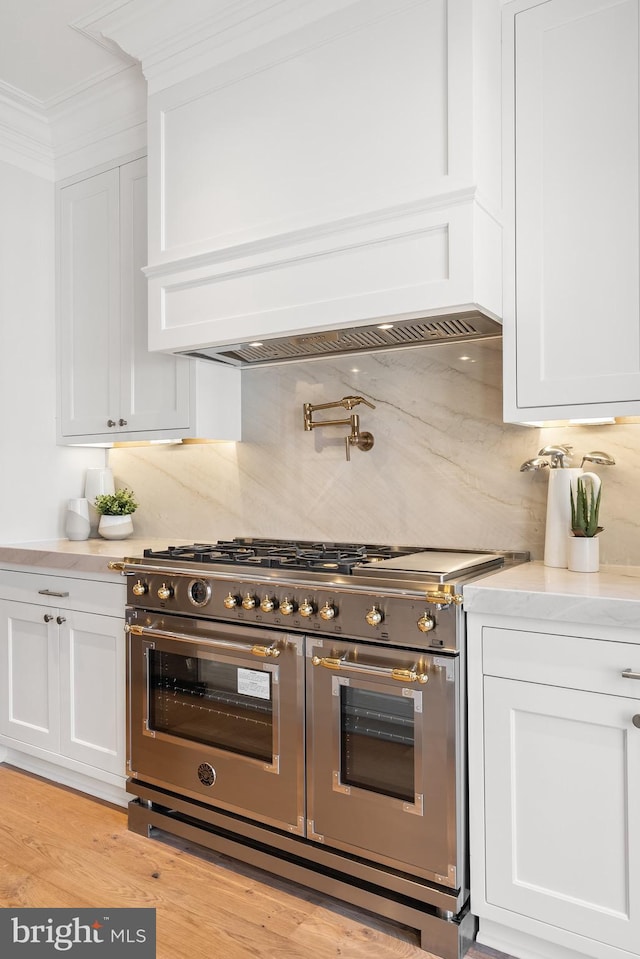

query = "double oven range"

[117,538,525,957]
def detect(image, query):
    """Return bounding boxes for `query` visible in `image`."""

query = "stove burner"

[143,538,423,575]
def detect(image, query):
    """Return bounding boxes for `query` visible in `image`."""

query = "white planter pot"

[98,514,134,540]
[567,535,600,573]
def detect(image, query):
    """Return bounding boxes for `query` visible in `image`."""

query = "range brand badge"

[0,908,156,956]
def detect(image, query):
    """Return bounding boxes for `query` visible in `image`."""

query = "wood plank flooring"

[0,764,507,959]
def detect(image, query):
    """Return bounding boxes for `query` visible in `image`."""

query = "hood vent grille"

[182,310,501,368]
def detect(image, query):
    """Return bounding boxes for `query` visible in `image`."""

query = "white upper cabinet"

[503,0,640,423]
[97,0,504,356]
[57,156,241,444]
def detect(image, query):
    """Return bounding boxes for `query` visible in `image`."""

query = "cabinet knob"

[118,418,128,427]
[56,616,66,625]
[107,419,116,428]
[632,715,640,729]
[43,613,54,623]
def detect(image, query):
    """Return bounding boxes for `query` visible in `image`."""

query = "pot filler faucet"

[303,395,375,461]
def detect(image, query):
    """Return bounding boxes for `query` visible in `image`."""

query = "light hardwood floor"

[0,765,506,959]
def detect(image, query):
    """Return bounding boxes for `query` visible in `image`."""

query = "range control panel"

[126,572,461,650]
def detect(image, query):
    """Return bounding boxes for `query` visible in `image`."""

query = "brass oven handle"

[126,623,281,658]
[311,655,428,684]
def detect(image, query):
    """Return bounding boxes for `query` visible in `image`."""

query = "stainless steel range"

[115,538,526,958]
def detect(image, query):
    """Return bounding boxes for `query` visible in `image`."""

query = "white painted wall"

[0,159,105,543]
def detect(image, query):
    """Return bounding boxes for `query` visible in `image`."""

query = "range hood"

[179,311,502,369]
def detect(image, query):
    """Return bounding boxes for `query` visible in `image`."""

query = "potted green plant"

[568,473,602,572]
[94,488,138,540]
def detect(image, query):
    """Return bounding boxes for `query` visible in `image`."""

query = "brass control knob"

[365,605,383,627]
[157,583,173,601]
[242,593,257,610]
[319,602,336,621]
[260,595,276,613]
[223,593,239,609]
[417,612,435,633]
[280,598,295,615]
[299,598,315,618]
[132,580,147,597]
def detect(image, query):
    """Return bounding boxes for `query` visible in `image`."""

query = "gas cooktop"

[138,537,515,582]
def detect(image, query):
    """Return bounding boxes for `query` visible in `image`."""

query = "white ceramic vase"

[84,468,115,537]
[544,468,583,568]
[567,535,600,573]
[65,498,91,541]
[98,514,134,540]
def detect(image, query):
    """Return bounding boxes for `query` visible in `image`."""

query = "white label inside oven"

[237,667,271,700]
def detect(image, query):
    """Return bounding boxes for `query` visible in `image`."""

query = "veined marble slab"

[464,560,640,629]
[0,538,194,577]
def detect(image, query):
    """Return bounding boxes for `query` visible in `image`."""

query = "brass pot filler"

[303,394,375,461]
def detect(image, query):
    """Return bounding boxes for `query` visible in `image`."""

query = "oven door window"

[339,683,415,803]
[148,649,273,763]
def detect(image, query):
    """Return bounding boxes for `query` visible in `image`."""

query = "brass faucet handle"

[342,395,375,410]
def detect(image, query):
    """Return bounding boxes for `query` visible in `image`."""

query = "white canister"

[84,468,115,537]
[543,468,583,568]
[65,498,91,542]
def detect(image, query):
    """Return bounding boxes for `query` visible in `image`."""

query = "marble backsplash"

[108,338,640,565]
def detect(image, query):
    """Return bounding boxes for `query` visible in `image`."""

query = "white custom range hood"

[98,0,503,365]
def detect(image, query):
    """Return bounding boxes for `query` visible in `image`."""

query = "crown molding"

[95,0,354,92]
[51,66,147,180]
[0,63,146,181]
[0,83,54,179]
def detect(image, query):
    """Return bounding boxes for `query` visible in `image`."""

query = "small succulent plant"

[94,488,138,516]
[570,477,602,537]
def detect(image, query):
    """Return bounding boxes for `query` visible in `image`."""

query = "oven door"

[306,638,461,886]
[127,611,305,834]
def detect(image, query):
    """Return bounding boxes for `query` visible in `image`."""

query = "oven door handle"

[126,622,282,658]
[311,654,428,684]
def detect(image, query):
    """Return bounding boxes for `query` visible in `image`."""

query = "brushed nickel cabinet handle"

[622,669,640,680]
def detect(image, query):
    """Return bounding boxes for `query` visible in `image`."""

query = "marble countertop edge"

[463,560,640,628]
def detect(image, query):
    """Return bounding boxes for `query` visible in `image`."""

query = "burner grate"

[142,538,423,574]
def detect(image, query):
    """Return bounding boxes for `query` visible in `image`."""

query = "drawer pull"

[622,669,640,681]
[38,589,70,598]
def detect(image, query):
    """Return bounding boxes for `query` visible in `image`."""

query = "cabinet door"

[483,676,640,952]
[0,600,59,751]
[59,612,125,776]
[504,0,640,420]
[58,168,120,437]
[118,158,191,435]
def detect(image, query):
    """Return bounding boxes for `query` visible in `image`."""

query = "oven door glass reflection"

[148,649,273,763]
[340,685,414,802]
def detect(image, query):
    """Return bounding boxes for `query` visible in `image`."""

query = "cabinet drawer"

[0,569,125,617]
[482,626,640,699]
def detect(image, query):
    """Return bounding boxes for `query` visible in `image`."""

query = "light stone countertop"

[463,560,640,629]
[0,538,195,577]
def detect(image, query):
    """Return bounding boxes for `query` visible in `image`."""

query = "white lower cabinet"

[467,617,640,959]
[0,570,126,805]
